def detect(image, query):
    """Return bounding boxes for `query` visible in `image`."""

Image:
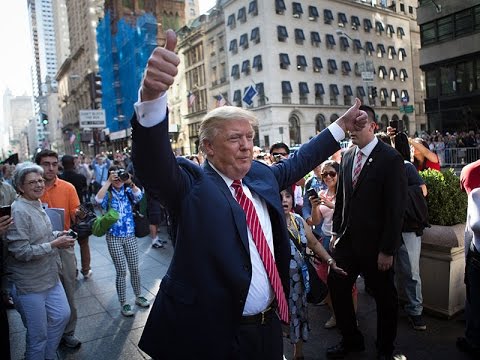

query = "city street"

[8,227,471,360]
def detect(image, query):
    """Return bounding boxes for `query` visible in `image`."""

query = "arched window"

[380,114,389,131]
[330,113,339,123]
[289,114,301,146]
[402,114,409,134]
[391,114,399,121]
[315,114,326,133]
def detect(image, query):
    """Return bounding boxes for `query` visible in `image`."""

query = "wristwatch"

[327,258,335,266]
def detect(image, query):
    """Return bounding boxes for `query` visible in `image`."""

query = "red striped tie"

[352,150,363,187]
[232,180,289,323]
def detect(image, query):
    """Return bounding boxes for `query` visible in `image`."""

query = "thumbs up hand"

[141,29,180,102]
[336,98,368,133]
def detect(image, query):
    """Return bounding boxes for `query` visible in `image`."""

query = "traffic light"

[371,86,378,98]
[88,72,102,109]
[41,113,49,126]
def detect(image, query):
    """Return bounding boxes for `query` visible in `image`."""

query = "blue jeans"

[12,281,70,360]
[395,232,423,316]
[465,243,480,347]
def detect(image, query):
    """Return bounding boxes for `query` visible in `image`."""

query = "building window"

[377,44,386,58]
[292,2,303,18]
[356,86,366,99]
[378,66,387,79]
[456,8,474,36]
[311,31,321,46]
[386,24,395,37]
[294,29,305,44]
[315,114,326,132]
[388,46,396,59]
[227,14,236,29]
[324,9,334,24]
[341,61,351,75]
[364,18,372,32]
[421,22,436,45]
[353,39,362,54]
[277,26,288,41]
[299,82,309,104]
[229,39,238,54]
[279,53,290,69]
[351,15,360,30]
[365,41,375,56]
[248,0,258,16]
[326,34,336,49]
[253,55,263,71]
[329,84,339,105]
[231,64,240,79]
[338,12,348,27]
[400,69,408,81]
[239,33,249,49]
[344,85,353,105]
[275,0,286,15]
[340,36,349,51]
[401,89,409,100]
[308,6,319,21]
[256,82,266,105]
[399,48,407,61]
[375,21,384,35]
[438,16,454,42]
[400,3,405,12]
[233,89,241,106]
[237,7,246,23]
[327,59,337,74]
[315,83,324,104]
[391,89,399,106]
[282,81,293,104]
[380,88,388,106]
[313,57,322,72]
[397,26,405,39]
[297,55,307,71]
[389,67,398,80]
[251,27,260,44]
[289,115,301,146]
[242,60,251,76]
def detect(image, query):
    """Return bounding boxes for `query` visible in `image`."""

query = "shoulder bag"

[92,192,119,237]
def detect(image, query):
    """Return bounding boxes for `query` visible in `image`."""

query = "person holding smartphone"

[6,162,75,360]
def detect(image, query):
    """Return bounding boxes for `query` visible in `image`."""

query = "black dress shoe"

[326,341,365,359]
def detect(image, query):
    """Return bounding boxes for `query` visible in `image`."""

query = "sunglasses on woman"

[321,171,337,178]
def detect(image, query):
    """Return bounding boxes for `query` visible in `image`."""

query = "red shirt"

[460,159,480,194]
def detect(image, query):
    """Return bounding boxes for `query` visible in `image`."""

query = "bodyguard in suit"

[327,111,407,359]
[132,30,367,360]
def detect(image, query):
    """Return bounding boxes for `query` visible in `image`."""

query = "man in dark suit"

[132,30,367,360]
[327,113,407,359]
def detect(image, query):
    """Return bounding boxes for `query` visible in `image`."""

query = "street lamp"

[336,29,374,104]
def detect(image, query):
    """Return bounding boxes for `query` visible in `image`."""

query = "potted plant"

[417,168,468,317]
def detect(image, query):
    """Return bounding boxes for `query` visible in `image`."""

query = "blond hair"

[198,106,258,154]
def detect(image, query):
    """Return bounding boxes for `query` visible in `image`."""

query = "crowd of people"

[1,29,479,360]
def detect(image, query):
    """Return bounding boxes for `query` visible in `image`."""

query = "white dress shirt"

[352,136,378,178]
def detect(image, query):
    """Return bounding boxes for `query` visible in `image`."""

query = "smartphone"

[306,188,318,199]
[0,205,11,217]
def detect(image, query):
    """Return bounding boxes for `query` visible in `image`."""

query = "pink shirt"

[319,189,336,236]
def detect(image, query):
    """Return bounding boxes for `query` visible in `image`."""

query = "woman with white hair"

[6,162,75,360]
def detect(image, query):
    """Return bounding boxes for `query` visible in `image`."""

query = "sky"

[199,0,217,15]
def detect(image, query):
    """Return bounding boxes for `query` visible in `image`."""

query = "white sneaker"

[152,238,163,248]
[324,315,336,329]
[82,270,93,279]
[121,304,134,317]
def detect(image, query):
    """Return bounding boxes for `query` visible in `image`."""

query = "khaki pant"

[59,247,77,335]
[78,236,91,275]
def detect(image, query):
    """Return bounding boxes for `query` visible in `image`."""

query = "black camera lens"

[67,230,78,239]
[118,170,130,181]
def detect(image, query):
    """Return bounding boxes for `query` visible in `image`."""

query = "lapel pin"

[367,158,373,165]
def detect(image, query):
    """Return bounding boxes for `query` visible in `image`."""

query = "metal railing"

[440,147,480,167]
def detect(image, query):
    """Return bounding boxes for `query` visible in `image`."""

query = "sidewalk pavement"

[8,227,471,359]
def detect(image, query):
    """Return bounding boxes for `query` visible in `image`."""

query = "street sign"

[399,105,414,113]
[401,96,409,104]
[79,109,106,128]
[361,71,374,82]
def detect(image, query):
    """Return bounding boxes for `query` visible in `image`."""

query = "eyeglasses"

[25,179,45,186]
[272,152,288,157]
[321,171,337,178]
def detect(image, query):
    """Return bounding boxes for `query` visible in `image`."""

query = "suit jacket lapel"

[203,161,250,254]
[344,148,355,191]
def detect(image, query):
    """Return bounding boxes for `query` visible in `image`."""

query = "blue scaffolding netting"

[97,11,158,133]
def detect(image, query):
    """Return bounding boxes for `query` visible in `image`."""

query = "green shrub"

[419,168,467,226]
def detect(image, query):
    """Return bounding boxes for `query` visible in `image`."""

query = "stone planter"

[418,223,466,318]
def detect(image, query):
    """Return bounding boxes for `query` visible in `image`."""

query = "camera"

[67,229,78,239]
[114,169,130,181]
[389,119,404,134]
[306,188,319,199]
[273,154,283,163]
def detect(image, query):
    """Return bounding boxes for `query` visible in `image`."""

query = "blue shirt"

[100,186,143,237]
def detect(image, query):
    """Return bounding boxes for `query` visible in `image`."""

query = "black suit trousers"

[328,240,398,355]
